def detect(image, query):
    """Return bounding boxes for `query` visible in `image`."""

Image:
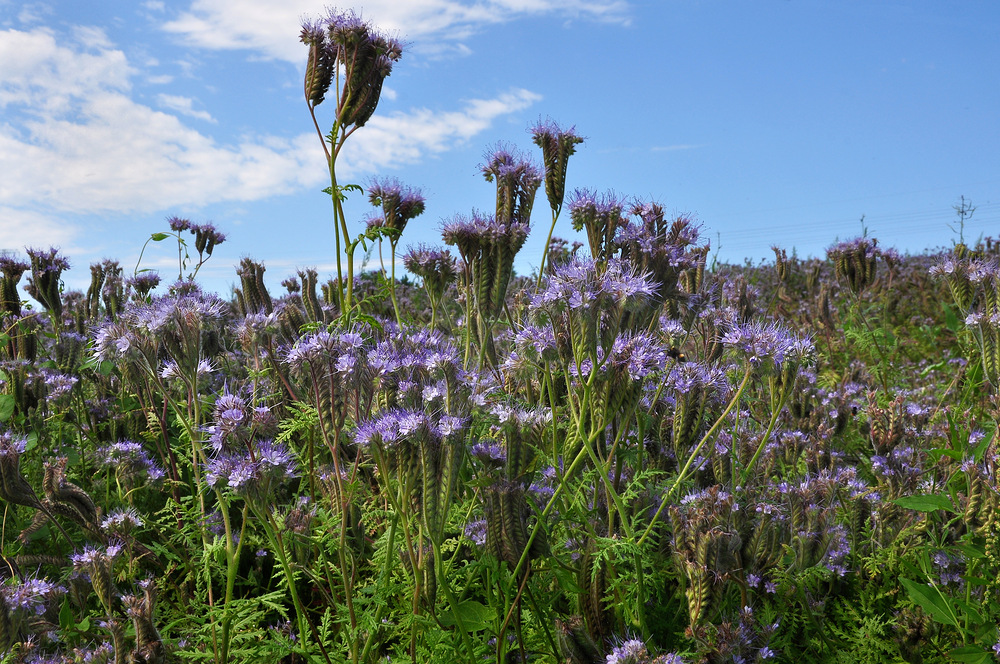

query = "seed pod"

[105,619,128,664]
[91,553,117,615]
[684,560,711,627]
[484,485,506,563]
[421,547,437,608]
[44,457,98,526]
[500,482,529,568]
[0,449,42,511]
[580,539,611,646]
[555,616,601,664]
[966,472,984,528]
[419,435,442,542]
[302,35,333,108]
[126,590,161,651]
[985,329,1000,390]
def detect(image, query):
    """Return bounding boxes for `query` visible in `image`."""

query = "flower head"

[530,118,584,215]
[368,177,426,237]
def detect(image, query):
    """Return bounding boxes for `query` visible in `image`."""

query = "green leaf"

[59,598,74,630]
[438,600,495,631]
[952,598,984,623]
[78,616,90,632]
[0,394,15,422]
[150,232,170,241]
[949,646,991,664]
[942,302,961,333]
[892,494,956,513]
[900,577,959,627]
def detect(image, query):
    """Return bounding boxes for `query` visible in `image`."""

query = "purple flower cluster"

[95,440,165,484]
[205,439,298,499]
[2,575,66,618]
[367,177,426,237]
[300,9,402,127]
[206,387,277,452]
[354,408,466,450]
[720,319,813,371]
[532,257,658,315]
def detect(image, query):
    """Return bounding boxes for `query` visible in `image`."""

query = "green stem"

[535,208,560,291]
[637,366,754,548]
[389,240,402,328]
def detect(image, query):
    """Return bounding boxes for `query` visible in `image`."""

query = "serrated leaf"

[892,494,956,513]
[900,577,959,627]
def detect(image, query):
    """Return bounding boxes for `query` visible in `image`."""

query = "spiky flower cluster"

[25,247,70,320]
[827,236,881,294]
[568,189,626,262]
[300,10,402,128]
[367,177,426,238]
[530,119,584,216]
[205,438,298,499]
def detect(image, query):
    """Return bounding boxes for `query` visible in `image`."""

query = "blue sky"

[2,0,998,296]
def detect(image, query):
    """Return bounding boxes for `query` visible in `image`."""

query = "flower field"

[1,9,999,664]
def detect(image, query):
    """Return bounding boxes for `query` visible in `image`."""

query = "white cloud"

[340,89,543,175]
[16,3,53,26]
[163,0,629,63]
[0,27,540,218]
[0,206,81,253]
[156,93,216,122]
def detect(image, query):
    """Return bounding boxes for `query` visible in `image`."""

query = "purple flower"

[367,177,426,236]
[96,440,165,483]
[464,518,487,547]
[167,216,191,232]
[470,440,506,466]
[126,271,161,298]
[605,638,646,664]
[101,508,144,534]
[721,319,813,370]
[205,440,298,498]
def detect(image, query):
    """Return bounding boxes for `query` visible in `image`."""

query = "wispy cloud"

[0,206,81,253]
[156,93,216,122]
[0,27,541,217]
[163,0,630,63]
[340,89,543,175]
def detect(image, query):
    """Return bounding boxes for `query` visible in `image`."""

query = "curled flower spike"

[367,177,426,238]
[827,236,881,294]
[302,10,403,129]
[568,189,626,262]
[24,247,70,319]
[481,143,542,228]
[530,118,584,216]
[0,252,29,316]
